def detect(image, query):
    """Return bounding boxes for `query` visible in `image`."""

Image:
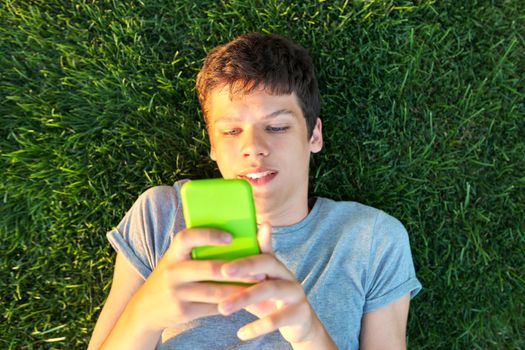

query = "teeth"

[244,171,272,179]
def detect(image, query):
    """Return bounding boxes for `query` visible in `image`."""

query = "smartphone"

[180,178,259,261]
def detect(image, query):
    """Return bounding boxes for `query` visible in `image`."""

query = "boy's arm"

[359,294,411,350]
[87,253,147,350]
[218,223,338,349]
[88,228,251,350]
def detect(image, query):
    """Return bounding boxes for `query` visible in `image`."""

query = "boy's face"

[207,86,322,221]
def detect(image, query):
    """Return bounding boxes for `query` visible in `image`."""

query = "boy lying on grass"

[89,32,421,350]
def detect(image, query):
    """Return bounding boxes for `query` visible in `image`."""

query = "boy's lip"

[238,168,278,186]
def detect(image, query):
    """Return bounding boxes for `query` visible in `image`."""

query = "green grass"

[1,0,524,348]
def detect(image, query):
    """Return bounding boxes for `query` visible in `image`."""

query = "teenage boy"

[89,32,421,350]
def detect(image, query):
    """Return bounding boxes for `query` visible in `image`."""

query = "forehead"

[207,85,303,122]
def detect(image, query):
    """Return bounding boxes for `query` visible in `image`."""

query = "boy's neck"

[255,196,310,227]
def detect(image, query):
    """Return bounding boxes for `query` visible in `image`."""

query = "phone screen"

[181,178,259,261]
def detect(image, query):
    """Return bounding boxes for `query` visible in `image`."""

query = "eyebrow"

[214,109,296,125]
[265,109,295,119]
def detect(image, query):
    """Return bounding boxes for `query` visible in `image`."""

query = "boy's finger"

[257,222,273,254]
[221,253,294,281]
[218,279,300,315]
[179,301,223,322]
[176,282,247,303]
[169,228,232,261]
[171,260,265,284]
[172,260,225,283]
[236,303,308,341]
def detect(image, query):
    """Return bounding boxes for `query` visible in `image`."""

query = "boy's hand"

[218,223,336,348]
[126,228,259,333]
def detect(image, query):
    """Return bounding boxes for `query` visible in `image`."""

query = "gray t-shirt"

[107,180,422,350]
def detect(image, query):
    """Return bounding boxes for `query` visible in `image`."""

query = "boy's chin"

[251,187,278,205]
[251,187,272,199]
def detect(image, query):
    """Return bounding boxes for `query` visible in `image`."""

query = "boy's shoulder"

[134,179,188,202]
[315,196,390,222]
[313,197,408,238]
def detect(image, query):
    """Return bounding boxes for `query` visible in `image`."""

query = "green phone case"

[181,178,259,261]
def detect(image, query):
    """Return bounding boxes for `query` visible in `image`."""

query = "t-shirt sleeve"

[106,184,186,280]
[363,211,422,313]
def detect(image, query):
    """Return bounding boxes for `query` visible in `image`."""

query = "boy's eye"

[267,126,289,133]
[222,129,241,136]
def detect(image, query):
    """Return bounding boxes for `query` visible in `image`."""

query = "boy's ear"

[207,123,217,161]
[309,117,323,153]
[210,145,216,161]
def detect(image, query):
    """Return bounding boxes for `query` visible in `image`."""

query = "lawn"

[1,0,524,348]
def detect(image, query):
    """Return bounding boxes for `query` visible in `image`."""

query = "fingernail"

[254,273,266,281]
[237,328,248,340]
[221,233,232,243]
[220,301,232,314]
[225,264,238,275]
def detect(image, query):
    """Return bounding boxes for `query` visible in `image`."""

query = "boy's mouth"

[239,170,277,186]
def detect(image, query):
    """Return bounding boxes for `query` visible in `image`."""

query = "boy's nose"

[241,129,269,158]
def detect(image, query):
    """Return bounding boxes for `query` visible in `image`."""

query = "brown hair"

[196,32,320,138]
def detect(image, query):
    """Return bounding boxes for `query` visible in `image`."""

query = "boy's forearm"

[98,300,162,350]
[291,316,338,350]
